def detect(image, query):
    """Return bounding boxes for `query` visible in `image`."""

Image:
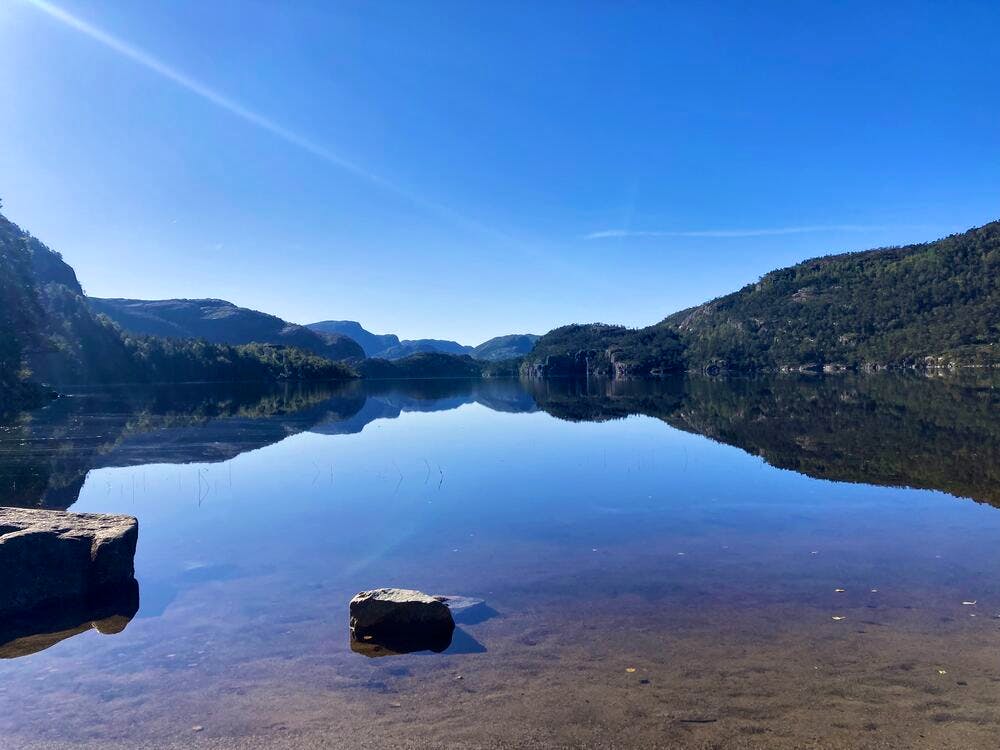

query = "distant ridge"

[307,321,538,361]
[91,298,364,361]
[473,334,540,361]
[377,338,474,360]
[306,320,469,359]
[307,320,399,357]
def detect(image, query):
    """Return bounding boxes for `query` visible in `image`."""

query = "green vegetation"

[122,337,356,383]
[0,208,50,411]
[472,334,540,361]
[358,352,483,379]
[1,208,356,392]
[663,222,1000,371]
[7,203,999,405]
[523,222,1000,374]
[520,324,685,377]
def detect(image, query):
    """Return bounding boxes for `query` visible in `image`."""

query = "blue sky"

[1,0,998,344]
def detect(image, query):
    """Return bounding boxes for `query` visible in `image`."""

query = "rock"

[350,588,454,636]
[349,588,455,656]
[0,508,138,616]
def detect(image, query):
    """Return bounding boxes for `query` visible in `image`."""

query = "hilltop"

[91,298,364,362]
[0,210,355,400]
[523,222,1000,375]
[307,320,399,357]
[663,221,1000,371]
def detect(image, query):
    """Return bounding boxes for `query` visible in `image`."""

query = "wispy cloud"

[585,225,907,240]
[23,0,496,237]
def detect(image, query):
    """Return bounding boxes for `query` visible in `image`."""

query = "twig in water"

[197,467,210,506]
[388,461,404,497]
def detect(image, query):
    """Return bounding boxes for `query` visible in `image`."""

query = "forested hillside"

[473,334,539,361]
[6,205,998,401]
[663,222,1000,371]
[0,208,47,410]
[520,324,685,377]
[358,352,483,379]
[0,209,355,393]
[523,222,1000,375]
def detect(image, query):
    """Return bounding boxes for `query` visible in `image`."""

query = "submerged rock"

[0,508,138,616]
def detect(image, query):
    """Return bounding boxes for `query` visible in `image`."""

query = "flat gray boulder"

[0,507,138,616]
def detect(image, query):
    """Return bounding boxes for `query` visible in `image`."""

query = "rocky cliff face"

[521,350,604,378]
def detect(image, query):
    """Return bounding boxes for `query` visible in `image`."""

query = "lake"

[2,374,1000,749]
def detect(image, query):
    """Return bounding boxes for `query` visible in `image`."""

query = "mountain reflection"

[525,373,1000,506]
[1,373,998,509]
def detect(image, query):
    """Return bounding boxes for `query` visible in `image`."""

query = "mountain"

[0,209,355,390]
[375,338,474,360]
[1,211,49,410]
[306,320,399,357]
[307,321,536,361]
[91,298,364,362]
[1,212,140,387]
[520,324,685,377]
[523,222,1000,376]
[357,352,482,379]
[663,221,1000,371]
[472,334,540,361]
[306,320,471,360]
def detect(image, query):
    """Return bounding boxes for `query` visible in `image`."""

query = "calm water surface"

[2,375,1000,749]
